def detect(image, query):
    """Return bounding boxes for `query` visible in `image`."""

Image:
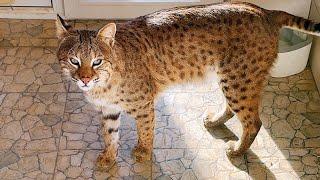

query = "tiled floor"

[0,19,320,180]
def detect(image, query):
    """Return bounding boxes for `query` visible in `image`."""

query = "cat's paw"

[203,109,232,129]
[203,112,217,128]
[132,146,152,162]
[225,140,242,157]
[96,152,116,171]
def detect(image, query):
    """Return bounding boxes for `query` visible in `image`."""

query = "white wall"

[64,0,223,19]
[232,0,311,18]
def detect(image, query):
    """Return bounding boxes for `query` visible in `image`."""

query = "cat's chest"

[85,90,117,108]
[86,95,110,107]
[85,93,123,113]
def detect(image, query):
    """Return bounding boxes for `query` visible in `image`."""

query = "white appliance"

[271,29,313,77]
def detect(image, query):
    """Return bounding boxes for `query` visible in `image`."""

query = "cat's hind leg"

[225,104,262,157]
[220,70,265,157]
[220,73,264,157]
[216,55,268,157]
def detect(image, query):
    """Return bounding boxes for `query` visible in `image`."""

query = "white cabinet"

[2,0,52,7]
[0,0,63,19]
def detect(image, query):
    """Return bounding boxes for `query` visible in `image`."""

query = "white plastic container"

[270,28,313,77]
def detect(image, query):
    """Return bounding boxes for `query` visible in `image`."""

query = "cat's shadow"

[207,124,276,180]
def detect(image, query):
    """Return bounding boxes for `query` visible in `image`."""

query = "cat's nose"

[81,77,91,85]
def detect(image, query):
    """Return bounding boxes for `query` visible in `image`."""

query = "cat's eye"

[69,58,80,67]
[92,59,103,67]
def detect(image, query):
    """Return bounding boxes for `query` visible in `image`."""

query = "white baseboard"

[0,7,57,19]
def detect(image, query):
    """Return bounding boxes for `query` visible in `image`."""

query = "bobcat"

[56,2,320,169]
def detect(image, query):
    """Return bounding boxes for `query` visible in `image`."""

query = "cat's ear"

[56,14,73,39]
[97,23,116,47]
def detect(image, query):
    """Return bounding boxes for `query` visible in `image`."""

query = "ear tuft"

[97,23,117,46]
[56,14,72,39]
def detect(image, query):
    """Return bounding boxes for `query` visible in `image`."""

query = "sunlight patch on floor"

[153,71,304,179]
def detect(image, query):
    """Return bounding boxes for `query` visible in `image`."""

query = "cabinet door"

[64,0,223,19]
[1,0,52,7]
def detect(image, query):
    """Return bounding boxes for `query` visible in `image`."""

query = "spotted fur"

[56,2,320,167]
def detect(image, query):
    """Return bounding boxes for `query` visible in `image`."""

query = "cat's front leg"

[96,107,121,170]
[131,101,155,162]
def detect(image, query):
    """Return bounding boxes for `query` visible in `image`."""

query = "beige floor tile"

[0,92,66,179]
[0,47,66,93]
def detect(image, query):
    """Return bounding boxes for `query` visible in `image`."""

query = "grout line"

[0,41,58,48]
[51,92,68,180]
[0,45,58,48]
[51,69,70,180]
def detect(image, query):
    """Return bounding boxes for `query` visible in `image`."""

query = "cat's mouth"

[77,80,94,91]
[79,85,92,91]
[76,77,101,92]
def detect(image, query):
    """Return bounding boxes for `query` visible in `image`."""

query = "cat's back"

[115,2,276,41]
[133,2,270,27]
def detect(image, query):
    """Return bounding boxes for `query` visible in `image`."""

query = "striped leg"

[96,107,121,170]
[132,102,155,162]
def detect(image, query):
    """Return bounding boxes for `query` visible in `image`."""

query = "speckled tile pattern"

[0,19,319,180]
